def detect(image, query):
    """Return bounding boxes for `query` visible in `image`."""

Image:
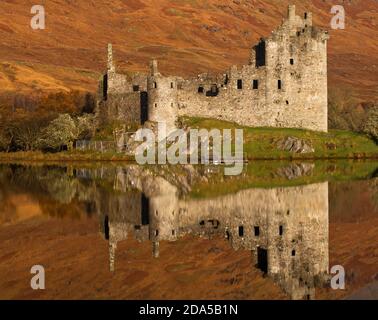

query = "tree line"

[0,91,97,152]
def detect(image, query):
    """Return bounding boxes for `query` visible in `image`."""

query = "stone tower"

[264,4,329,132]
[147,59,179,135]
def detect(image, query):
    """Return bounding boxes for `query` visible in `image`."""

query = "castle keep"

[98,5,329,132]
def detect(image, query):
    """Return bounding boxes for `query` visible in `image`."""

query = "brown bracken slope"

[0,0,377,101]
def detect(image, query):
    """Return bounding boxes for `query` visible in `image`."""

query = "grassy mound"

[181,117,378,160]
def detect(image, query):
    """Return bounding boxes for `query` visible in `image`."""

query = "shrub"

[363,106,378,143]
[39,114,79,151]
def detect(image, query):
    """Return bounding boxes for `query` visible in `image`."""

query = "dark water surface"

[0,161,377,300]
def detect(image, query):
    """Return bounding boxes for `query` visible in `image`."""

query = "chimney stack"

[150,59,159,76]
[107,43,115,73]
[288,5,296,21]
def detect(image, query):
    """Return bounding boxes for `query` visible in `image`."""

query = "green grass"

[181,116,378,160]
[1,117,377,164]
[93,121,139,141]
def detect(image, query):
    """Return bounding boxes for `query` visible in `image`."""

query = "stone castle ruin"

[98,5,329,133]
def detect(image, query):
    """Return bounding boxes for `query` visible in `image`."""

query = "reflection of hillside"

[330,179,378,223]
[0,194,42,225]
[95,167,329,300]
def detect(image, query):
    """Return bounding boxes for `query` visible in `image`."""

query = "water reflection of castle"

[81,167,329,300]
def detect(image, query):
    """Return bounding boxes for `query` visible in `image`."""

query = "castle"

[98,5,329,133]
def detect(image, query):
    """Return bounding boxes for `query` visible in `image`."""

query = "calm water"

[0,161,377,300]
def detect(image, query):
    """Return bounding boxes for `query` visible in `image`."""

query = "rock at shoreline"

[275,136,314,154]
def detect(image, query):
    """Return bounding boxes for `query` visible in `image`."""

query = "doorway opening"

[257,247,268,274]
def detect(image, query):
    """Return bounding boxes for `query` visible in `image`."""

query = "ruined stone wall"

[175,66,268,127]
[103,92,141,124]
[99,67,148,125]
[148,5,328,132]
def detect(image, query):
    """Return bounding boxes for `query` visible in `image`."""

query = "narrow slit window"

[237,79,243,90]
[290,58,294,65]
[238,226,244,237]
[171,82,174,89]
[153,82,157,89]
[253,80,259,89]
[279,225,284,236]
[254,226,260,237]
[278,80,282,90]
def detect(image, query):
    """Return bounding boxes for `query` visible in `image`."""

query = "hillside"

[0,0,377,101]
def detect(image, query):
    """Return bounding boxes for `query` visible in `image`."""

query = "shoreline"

[0,151,377,163]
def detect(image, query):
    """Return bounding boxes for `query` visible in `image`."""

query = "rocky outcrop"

[275,136,315,154]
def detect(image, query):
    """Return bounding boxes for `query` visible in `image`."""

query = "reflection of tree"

[4,165,56,195]
[0,166,17,224]
[0,164,100,220]
[0,190,18,224]
[38,199,84,220]
[1,165,78,204]
[38,170,78,204]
